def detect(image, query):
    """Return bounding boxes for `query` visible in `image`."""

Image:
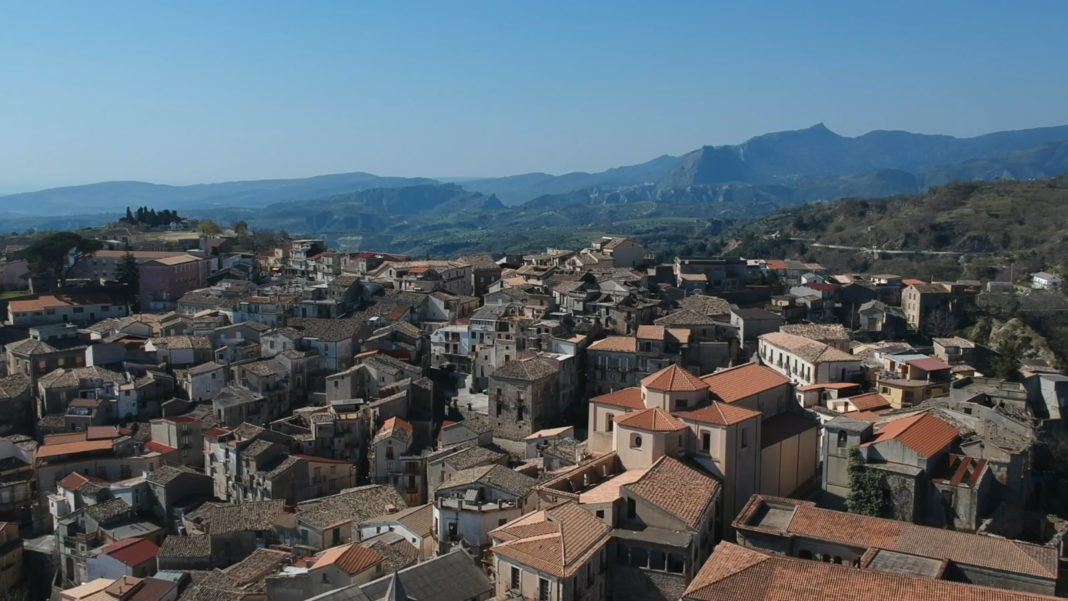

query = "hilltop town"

[0,224,1066,601]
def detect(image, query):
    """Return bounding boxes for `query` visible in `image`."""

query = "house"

[730,307,782,345]
[433,464,537,557]
[586,326,692,396]
[1031,271,1062,290]
[757,331,861,386]
[933,336,978,367]
[901,283,951,331]
[7,293,126,326]
[732,494,1059,595]
[86,537,160,581]
[144,465,212,525]
[182,499,285,567]
[0,374,33,436]
[855,299,907,338]
[489,355,562,440]
[357,503,434,560]
[137,254,213,311]
[355,549,493,601]
[682,542,1061,601]
[267,542,384,601]
[149,416,205,468]
[294,485,407,551]
[779,323,850,352]
[490,502,610,601]
[673,257,748,291]
[175,361,226,402]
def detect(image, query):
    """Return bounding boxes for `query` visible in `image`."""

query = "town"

[0,221,1065,601]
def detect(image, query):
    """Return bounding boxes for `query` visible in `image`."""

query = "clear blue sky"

[2,1,1067,192]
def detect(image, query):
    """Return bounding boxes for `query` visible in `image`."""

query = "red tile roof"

[56,472,106,491]
[311,543,383,575]
[589,387,645,410]
[587,336,637,353]
[37,438,114,459]
[907,356,952,372]
[144,441,178,454]
[86,426,119,440]
[765,260,788,270]
[623,457,720,528]
[700,363,789,404]
[845,392,890,412]
[380,416,413,433]
[491,502,610,579]
[642,364,707,392]
[635,325,666,340]
[674,402,761,426]
[683,542,1059,601]
[202,427,232,438]
[867,412,958,457]
[614,407,686,432]
[101,537,159,567]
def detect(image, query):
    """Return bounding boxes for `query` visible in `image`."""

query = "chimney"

[385,504,398,514]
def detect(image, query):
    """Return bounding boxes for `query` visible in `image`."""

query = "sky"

[2,1,1068,193]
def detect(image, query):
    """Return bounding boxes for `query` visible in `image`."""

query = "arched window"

[631,434,643,449]
[837,431,848,448]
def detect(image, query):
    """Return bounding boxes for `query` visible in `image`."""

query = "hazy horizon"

[3,1,1068,193]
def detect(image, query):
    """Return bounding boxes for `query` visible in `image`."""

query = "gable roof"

[700,363,789,404]
[358,550,492,601]
[759,331,856,363]
[297,485,407,530]
[614,407,686,432]
[588,387,645,410]
[845,392,891,412]
[491,502,611,578]
[674,402,761,427]
[587,336,637,353]
[641,364,707,392]
[623,457,720,529]
[867,412,958,457]
[99,537,159,566]
[441,464,537,499]
[732,496,1058,582]
[493,356,559,381]
[683,542,1059,601]
[311,543,383,575]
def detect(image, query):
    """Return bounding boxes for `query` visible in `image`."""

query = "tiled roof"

[655,308,720,326]
[623,457,719,529]
[493,356,559,381]
[8,293,114,312]
[906,357,952,372]
[683,542,1060,601]
[907,283,950,294]
[158,534,210,558]
[733,496,1058,581]
[635,325,666,340]
[57,471,105,491]
[297,485,407,530]
[845,392,890,412]
[86,498,133,524]
[587,336,637,353]
[614,407,686,432]
[588,387,645,410]
[641,364,707,392]
[779,323,849,341]
[311,543,383,575]
[0,373,30,399]
[187,500,284,534]
[440,464,536,499]
[289,317,366,342]
[759,331,856,363]
[374,416,413,444]
[678,294,732,317]
[867,412,958,458]
[674,402,761,426]
[100,537,159,566]
[225,548,290,585]
[359,549,492,601]
[700,363,789,404]
[441,445,506,471]
[146,465,203,485]
[37,438,114,459]
[491,502,610,578]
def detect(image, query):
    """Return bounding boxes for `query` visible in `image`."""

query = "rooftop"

[297,485,407,530]
[311,543,383,576]
[587,336,637,353]
[588,387,645,410]
[642,364,707,392]
[491,502,611,578]
[675,401,761,426]
[614,407,687,432]
[439,464,537,499]
[623,456,720,529]
[865,412,959,458]
[700,363,789,404]
[760,331,856,363]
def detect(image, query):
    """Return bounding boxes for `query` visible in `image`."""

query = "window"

[741,428,749,448]
[605,414,614,432]
[538,578,549,601]
[837,431,848,448]
[595,510,604,519]
[630,434,642,449]
[627,498,636,518]
[701,431,711,452]
[511,566,520,590]
[386,445,394,460]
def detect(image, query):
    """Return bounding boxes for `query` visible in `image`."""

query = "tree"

[924,308,958,337]
[846,447,886,517]
[231,220,250,237]
[24,231,102,288]
[992,340,1022,381]
[197,218,222,237]
[115,248,140,310]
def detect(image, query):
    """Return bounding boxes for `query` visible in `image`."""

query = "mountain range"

[3,123,1068,255]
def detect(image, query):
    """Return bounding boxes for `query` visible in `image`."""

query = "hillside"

[724,176,1068,280]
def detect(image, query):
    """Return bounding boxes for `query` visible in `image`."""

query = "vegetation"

[114,248,139,308]
[24,231,102,288]
[846,447,886,517]
[121,206,182,227]
[197,218,223,237]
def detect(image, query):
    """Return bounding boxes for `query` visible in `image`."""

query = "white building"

[757,331,862,387]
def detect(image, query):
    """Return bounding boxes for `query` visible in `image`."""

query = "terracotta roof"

[683,542,1060,601]
[588,387,645,410]
[311,542,383,575]
[641,364,707,392]
[779,323,849,341]
[700,363,789,404]
[759,331,856,363]
[765,259,788,270]
[587,336,637,353]
[623,457,719,528]
[56,472,105,491]
[796,382,860,392]
[636,325,666,340]
[845,392,890,411]
[491,502,610,578]
[674,402,760,426]
[37,438,113,459]
[732,496,1058,582]
[867,412,958,457]
[906,357,952,372]
[144,441,178,455]
[8,293,113,313]
[614,407,686,432]
[100,537,159,566]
